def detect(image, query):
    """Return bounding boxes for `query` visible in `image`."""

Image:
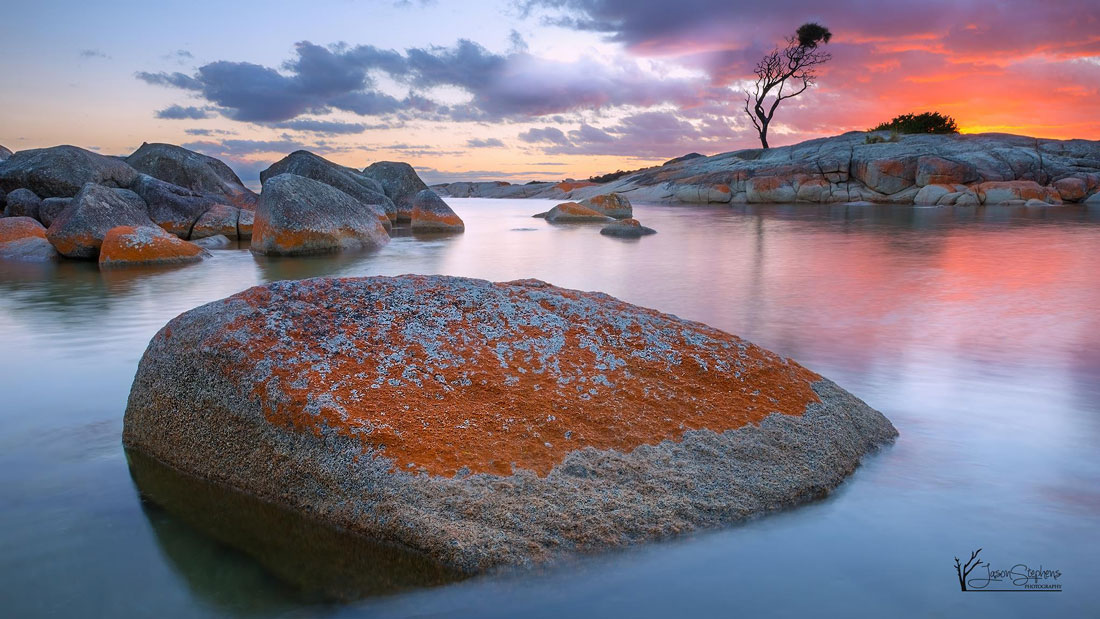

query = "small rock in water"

[600,218,656,238]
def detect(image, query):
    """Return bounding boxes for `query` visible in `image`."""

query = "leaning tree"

[744,23,832,149]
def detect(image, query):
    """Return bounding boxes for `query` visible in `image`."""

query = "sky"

[1,0,1098,185]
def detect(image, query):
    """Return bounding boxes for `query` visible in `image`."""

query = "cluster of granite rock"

[0,143,462,266]
[533,193,657,238]
[433,132,1100,207]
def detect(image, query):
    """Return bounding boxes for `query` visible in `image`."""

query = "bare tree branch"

[743,26,832,149]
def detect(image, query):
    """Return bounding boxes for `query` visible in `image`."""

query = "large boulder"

[3,188,42,220]
[38,197,72,228]
[0,145,12,161]
[46,183,155,258]
[361,161,429,223]
[600,218,656,238]
[579,193,632,218]
[251,174,390,256]
[237,208,254,240]
[126,143,258,210]
[0,217,58,262]
[0,145,138,197]
[410,189,464,233]
[261,152,394,228]
[852,157,917,195]
[539,202,614,223]
[123,275,897,573]
[1052,177,1088,202]
[99,225,209,268]
[915,156,977,186]
[129,174,219,238]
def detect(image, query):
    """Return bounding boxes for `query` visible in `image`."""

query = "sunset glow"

[1,0,1097,184]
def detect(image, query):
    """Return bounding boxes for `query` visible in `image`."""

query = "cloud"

[79,49,109,59]
[184,128,234,136]
[518,126,571,145]
[136,38,708,124]
[155,105,211,120]
[466,137,505,148]
[269,118,369,134]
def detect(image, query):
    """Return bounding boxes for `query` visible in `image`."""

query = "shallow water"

[1,199,1098,617]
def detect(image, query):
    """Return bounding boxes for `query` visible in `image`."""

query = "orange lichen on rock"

[215,276,821,477]
[0,217,47,242]
[98,225,206,268]
[555,181,596,192]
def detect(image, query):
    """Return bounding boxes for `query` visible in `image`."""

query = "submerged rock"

[0,145,138,197]
[98,225,208,268]
[580,193,632,219]
[261,151,394,227]
[0,217,58,262]
[126,142,258,210]
[46,183,155,258]
[251,174,390,256]
[3,188,42,220]
[362,161,429,223]
[123,275,897,573]
[600,218,656,238]
[191,234,233,250]
[410,189,464,233]
[541,202,614,223]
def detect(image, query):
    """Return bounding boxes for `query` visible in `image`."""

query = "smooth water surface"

[1,200,1098,617]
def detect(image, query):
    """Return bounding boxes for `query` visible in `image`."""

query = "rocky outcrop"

[0,145,12,161]
[0,145,138,197]
[579,193,632,219]
[46,183,155,258]
[98,225,208,268]
[0,217,58,262]
[362,161,429,223]
[123,275,897,573]
[538,202,614,223]
[261,151,394,227]
[434,133,1100,206]
[600,218,656,238]
[126,143,258,210]
[3,188,42,219]
[410,189,464,233]
[251,174,390,256]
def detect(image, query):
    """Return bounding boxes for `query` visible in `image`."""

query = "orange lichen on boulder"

[555,181,596,192]
[0,216,47,242]
[208,276,820,477]
[541,202,614,223]
[98,225,207,268]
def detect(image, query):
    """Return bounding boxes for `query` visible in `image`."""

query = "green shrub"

[869,112,959,135]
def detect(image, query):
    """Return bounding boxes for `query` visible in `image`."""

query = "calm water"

[1,199,1098,617]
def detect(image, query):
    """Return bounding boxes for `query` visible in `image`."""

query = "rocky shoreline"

[123,275,897,573]
[0,143,463,267]
[432,132,1100,207]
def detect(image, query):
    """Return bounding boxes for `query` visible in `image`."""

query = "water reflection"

[127,450,465,604]
[1,200,1098,617]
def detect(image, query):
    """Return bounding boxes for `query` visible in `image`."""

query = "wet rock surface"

[123,275,897,573]
[600,218,657,238]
